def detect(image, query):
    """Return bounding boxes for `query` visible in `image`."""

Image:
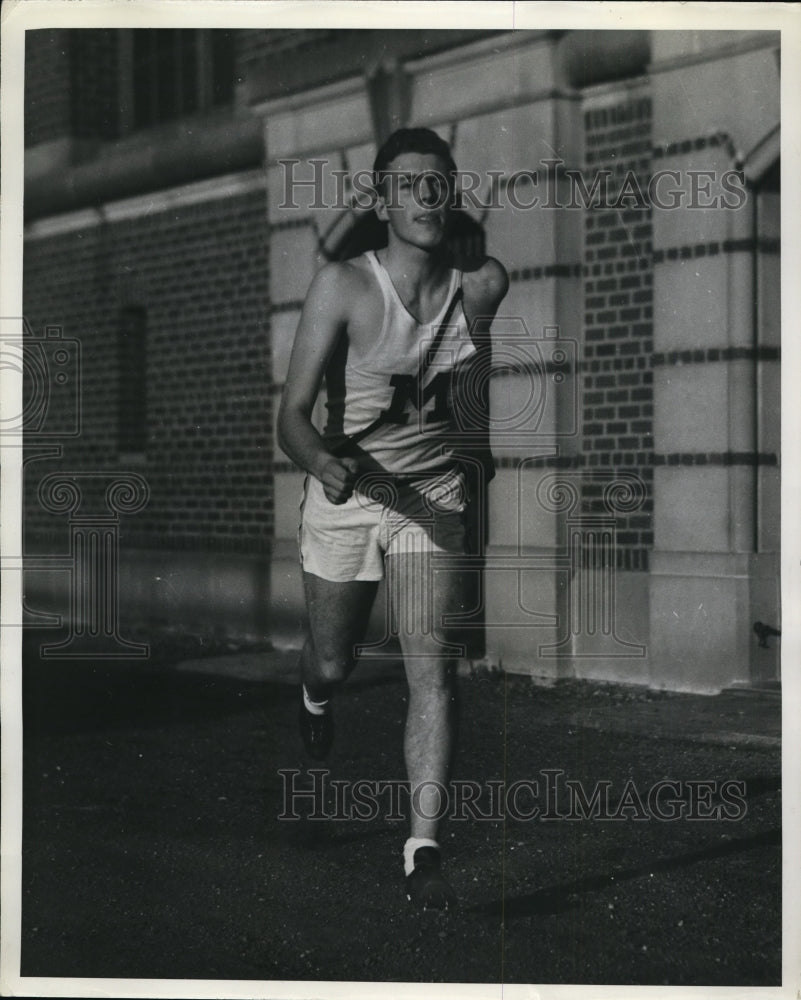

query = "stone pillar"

[647,31,780,691]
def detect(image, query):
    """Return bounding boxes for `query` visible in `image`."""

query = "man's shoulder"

[306,256,375,314]
[458,254,509,310]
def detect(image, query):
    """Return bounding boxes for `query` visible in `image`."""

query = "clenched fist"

[317,456,360,504]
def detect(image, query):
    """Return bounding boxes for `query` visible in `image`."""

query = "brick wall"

[25,30,72,147]
[23,185,272,554]
[25,29,119,147]
[582,95,654,570]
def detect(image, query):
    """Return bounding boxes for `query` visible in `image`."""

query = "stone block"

[454,101,559,183]
[490,370,550,446]
[654,466,729,551]
[653,363,728,453]
[266,87,372,160]
[482,546,562,678]
[487,465,559,549]
[269,224,319,304]
[651,46,779,154]
[411,37,557,129]
[653,254,752,351]
[499,276,558,334]
[268,153,355,247]
[649,566,750,691]
[651,148,743,250]
[561,570,650,687]
[484,197,557,271]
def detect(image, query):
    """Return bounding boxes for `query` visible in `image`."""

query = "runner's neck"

[375,244,452,318]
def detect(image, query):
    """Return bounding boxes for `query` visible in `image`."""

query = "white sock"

[403,836,439,877]
[303,684,329,716]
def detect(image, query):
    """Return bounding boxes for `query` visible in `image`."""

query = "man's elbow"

[277,400,306,454]
[276,398,291,451]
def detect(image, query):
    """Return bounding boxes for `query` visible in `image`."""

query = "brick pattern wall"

[582,96,654,570]
[23,187,272,554]
[25,30,73,147]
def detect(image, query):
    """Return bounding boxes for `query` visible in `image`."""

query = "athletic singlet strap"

[366,251,459,331]
[331,281,464,455]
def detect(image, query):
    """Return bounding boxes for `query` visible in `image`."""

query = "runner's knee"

[314,651,355,684]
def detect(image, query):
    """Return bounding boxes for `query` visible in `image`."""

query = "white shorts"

[298,467,468,582]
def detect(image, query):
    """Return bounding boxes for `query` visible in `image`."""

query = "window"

[118,306,148,454]
[131,30,234,130]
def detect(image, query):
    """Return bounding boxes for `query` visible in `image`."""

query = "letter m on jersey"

[379,372,451,426]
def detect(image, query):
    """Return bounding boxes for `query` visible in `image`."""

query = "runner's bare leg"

[301,572,378,698]
[387,550,466,840]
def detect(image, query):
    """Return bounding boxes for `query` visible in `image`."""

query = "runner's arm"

[464,256,509,333]
[456,257,509,483]
[277,264,360,503]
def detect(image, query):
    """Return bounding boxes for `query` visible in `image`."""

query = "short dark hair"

[372,127,457,194]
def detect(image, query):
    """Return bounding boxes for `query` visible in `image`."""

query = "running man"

[278,128,508,909]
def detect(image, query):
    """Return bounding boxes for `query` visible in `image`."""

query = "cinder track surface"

[19,634,781,986]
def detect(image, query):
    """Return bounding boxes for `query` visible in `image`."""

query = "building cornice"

[647,31,778,76]
[25,169,267,239]
[25,111,265,223]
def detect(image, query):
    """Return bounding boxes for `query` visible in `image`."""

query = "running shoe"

[298,689,334,761]
[405,846,457,910]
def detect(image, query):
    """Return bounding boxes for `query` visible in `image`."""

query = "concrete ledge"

[23,544,774,694]
[24,548,273,644]
[25,112,265,222]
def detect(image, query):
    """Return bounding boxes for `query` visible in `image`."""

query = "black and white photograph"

[1,1,799,997]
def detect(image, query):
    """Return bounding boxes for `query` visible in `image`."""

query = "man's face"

[376,151,454,250]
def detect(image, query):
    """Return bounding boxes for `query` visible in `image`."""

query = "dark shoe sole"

[406,847,457,910]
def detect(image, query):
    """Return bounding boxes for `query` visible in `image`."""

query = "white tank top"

[322,250,476,475]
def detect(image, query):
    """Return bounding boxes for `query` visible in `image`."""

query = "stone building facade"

[21,28,780,691]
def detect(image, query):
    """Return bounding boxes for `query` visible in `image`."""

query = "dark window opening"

[211,31,236,107]
[132,29,234,130]
[118,307,148,453]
